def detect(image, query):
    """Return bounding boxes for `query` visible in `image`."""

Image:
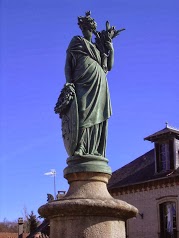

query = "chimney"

[56,190,66,199]
[18,217,24,238]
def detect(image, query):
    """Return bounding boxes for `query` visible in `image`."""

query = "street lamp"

[44,169,56,198]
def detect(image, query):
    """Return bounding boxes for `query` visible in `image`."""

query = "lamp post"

[44,169,56,198]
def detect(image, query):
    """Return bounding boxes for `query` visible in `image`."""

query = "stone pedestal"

[39,172,138,238]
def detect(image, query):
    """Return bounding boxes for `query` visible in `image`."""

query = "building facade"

[108,125,179,238]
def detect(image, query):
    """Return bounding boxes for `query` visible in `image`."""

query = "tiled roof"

[0,233,29,238]
[108,149,179,190]
[144,125,179,142]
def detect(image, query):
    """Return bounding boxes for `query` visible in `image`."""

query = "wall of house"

[111,183,179,238]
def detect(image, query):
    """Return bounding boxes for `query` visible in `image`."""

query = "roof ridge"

[166,123,179,131]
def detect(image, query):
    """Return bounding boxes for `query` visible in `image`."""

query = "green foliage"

[94,21,125,55]
[0,208,41,233]
[22,207,41,233]
[28,211,40,233]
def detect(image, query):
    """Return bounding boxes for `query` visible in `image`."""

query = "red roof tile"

[0,233,29,238]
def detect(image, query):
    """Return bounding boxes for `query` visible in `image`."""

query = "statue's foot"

[73,149,102,157]
[74,148,83,156]
[93,151,102,156]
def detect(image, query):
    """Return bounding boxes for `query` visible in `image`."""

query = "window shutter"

[159,203,164,237]
[169,139,174,169]
[155,143,160,172]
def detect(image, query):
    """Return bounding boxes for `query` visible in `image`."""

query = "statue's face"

[81,27,92,40]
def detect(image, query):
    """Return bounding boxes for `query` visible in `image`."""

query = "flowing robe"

[66,36,112,156]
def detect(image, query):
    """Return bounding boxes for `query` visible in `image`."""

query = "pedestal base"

[64,155,112,176]
[50,216,125,238]
[38,172,138,238]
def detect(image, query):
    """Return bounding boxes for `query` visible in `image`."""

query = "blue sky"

[1,0,179,221]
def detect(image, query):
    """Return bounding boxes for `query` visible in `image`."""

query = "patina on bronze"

[55,83,79,156]
[39,13,138,238]
[55,11,125,176]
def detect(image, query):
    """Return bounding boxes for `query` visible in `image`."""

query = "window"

[159,202,177,238]
[155,140,174,173]
[159,143,170,171]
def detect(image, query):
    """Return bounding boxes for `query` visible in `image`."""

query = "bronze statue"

[55,11,124,160]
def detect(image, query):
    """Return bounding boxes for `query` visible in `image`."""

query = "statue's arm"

[106,42,114,71]
[65,52,73,83]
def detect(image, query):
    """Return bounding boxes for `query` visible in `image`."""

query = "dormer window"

[144,124,179,174]
[155,140,174,173]
[159,142,170,171]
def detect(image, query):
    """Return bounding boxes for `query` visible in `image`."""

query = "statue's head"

[78,11,97,32]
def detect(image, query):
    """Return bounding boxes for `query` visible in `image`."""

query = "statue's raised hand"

[105,41,114,52]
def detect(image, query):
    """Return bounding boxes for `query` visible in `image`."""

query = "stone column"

[39,157,138,238]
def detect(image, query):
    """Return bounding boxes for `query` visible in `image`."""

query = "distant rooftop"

[0,233,29,238]
[108,151,179,191]
[144,123,179,142]
[108,150,155,190]
[108,124,179,191]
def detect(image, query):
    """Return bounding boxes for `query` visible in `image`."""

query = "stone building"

[108,124,179,238]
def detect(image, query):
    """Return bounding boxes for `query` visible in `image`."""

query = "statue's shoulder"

[70,36,83,44]
[68,36,83,50]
